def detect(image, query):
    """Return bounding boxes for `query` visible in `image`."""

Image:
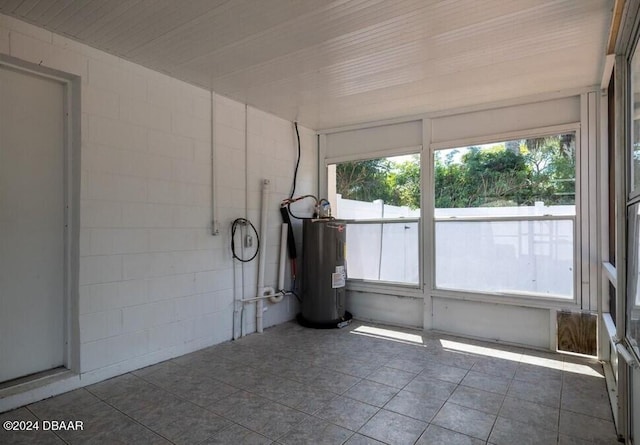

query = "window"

[628,43,640,353]
[627,203,640,355]
[433,132,576,299]
[327,154,420,285]
[609,74,617,267]
[632,44,640,195]
[607,73,617,324]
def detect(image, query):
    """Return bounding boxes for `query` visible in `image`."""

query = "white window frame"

[626,39,640,360]
[428,123,583,309]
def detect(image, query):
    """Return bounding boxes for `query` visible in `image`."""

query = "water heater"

[298,219,352,328]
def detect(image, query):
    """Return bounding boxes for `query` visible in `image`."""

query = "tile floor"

[0,321,618,444]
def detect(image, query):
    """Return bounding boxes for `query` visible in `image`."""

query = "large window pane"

[435,134,576,212]
[434,132,576,298]
[435,219,573,298]
[346,222,419,284]
[632,45,640,194]
[608,75,617,266]
[328,154,421,285]
[627,203,640,355]
[633,120,640,194]
[328,154,420,219]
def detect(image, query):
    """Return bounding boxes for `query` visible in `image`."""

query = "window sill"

[430,288,580,311]
[344,283,582,310]
[602,313,617,340]
[346,280,423,298]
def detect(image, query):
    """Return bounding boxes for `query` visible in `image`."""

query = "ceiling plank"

[0,0,613,129]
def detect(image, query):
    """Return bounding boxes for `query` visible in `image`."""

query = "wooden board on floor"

[557,311,597,356]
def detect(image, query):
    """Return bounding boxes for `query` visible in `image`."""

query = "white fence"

[336,195,575,298]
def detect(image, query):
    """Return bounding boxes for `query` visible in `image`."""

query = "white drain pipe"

[256,179,270,333]
[240,180,288,334]
[268,223,288,304]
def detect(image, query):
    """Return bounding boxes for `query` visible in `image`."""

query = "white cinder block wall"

[0,15,315,386]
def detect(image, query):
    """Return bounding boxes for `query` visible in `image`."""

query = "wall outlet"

[244,234,253,248]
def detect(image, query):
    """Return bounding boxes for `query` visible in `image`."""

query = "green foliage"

[336,158,394,204]
[335,134,575,210]
[633,121,640,188]
[387,156,421,209]
[435,135,575,208]
[633,147,640,189]
[336,155,421,209]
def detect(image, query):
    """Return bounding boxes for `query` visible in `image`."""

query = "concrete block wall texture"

[0,14,316,376]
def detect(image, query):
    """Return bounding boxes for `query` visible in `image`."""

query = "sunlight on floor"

[349,325,603,378]
[351,326,424,345]
[439,339,523,362]
[440,339,603,378]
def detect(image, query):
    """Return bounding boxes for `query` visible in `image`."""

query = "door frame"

[605,1,640,442]
[0,54,81,377]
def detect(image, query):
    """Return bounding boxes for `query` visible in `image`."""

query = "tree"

[387,156,421,209]
[435,147,534,208]
[434,134,576,208]
[336,133,575,211]
[336,158,394,203]
[336,156,421,209]
[522,134,575,205]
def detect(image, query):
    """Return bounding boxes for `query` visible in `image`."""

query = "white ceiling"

[0,0,613,130]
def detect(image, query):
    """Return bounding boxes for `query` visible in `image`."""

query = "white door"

[0,66,66,383]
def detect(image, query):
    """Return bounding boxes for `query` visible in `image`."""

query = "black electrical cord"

[283,194,319,220]
[231,218,260,262]
[287,201,313,220]
[279,206,297,260]
[289,290,302,303]
[289,122,301,200]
